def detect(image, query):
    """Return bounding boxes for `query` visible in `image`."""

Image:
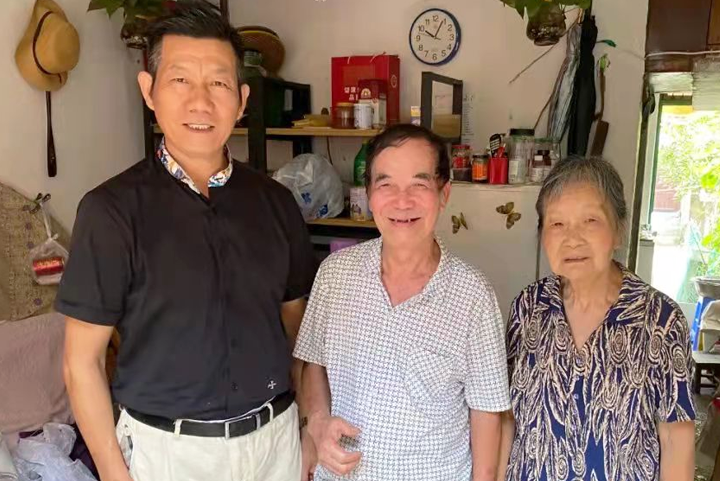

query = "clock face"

[409,8,461,66]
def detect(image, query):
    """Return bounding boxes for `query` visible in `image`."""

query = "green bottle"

[354,142,369,187]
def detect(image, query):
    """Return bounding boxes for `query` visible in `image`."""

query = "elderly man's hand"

[300,430,317,481]
[308,413,362,476]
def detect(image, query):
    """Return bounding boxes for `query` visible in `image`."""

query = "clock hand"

[433,19,446,40]
[422,30,437,39]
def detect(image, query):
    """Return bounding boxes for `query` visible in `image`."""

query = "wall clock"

[409,8,461,66]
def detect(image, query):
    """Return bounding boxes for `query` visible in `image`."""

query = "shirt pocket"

[402,346,457,420]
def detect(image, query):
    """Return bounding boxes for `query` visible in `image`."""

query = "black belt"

[125,391,294,438]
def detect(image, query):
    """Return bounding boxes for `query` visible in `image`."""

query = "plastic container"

[334,102,355,129]
[354,103,373,129]
[350,187,372,221]
[488,156,508,184]
[507,128,535,184]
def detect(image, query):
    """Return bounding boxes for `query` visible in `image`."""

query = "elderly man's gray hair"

[535,155,627,232]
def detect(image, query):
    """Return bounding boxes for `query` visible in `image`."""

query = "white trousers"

[116,403,301,481]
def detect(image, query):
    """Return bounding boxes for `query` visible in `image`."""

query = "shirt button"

[574,394,580,400]
[231,382,239,391]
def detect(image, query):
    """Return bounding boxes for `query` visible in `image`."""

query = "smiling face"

[368,138,450,250]
[138,35,249,162]
[541,182,621,282]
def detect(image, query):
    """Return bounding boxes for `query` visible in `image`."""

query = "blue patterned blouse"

[506,265,696,481]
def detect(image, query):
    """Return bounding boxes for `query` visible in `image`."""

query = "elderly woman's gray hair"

[536,155,627,232]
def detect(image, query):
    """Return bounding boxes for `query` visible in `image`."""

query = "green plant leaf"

[701,166,720,193]
[525,0,543,20]
[87,0,124,14]
[514,0,527,18]
[574,0,593,9]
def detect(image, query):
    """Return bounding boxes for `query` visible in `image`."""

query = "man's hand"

[308,413,362,476]
[300,431,317,481]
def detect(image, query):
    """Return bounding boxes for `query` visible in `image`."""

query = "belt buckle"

[225,411,263,439]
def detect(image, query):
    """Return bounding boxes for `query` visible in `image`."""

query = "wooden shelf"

[152,126,378,138]
[307,217,377,228]
[267,127,380,137]
[152,126,248,135]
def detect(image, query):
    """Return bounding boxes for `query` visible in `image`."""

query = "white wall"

[231,0,649,219]
[0,0,144,230]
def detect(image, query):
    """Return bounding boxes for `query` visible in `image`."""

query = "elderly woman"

[499,156,696,481]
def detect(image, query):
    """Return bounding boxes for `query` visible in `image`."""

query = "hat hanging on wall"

[15,0,80,178]
[237,26,285,76]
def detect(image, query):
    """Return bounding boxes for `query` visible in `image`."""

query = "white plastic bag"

[272,154,343,221]
[28,198,68,286]
[13,424,95,481]
[0,433,18,481]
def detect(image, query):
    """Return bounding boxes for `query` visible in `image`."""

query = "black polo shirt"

[55,156,317,420]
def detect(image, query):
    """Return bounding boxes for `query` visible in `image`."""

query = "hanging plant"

[87,0,175,49]
[499,0,591,46]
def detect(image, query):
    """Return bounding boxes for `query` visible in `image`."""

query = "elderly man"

[58,2,316,481]
[294,124,511,481]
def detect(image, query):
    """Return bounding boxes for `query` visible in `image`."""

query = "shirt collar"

[364,236,452,302]
[545,261,646,316]
[156,137,233,194]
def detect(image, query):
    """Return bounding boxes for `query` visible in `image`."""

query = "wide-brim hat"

[238,25,285,74]
[15,0,80,92]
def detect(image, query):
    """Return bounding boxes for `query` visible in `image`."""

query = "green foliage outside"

[656,108,720,302]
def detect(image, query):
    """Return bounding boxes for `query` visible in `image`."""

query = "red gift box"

[332,54,400,125]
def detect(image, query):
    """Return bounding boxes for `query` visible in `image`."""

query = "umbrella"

[547,23,582,141]
[567,12,598,156]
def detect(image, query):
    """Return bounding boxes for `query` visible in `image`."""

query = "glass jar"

[530,155,546,183]
[472,153,489,183]
[507,129,535,184]
[451,144,472,182]
[334,102,355,129]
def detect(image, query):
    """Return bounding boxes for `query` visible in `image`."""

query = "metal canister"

[350,186,372,221]
[354,103,374,130]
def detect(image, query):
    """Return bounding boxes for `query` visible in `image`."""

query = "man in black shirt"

[58,3,317,480]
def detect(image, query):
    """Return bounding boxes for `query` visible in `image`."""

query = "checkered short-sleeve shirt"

[294,238,511,481]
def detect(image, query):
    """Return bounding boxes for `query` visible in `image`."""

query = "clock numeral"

[447,24,453,32]
[425,50,429,57]
[449,34,455,40]
[447,44,453,50]
[418,25,425,32]
[425,18,430,25]
[442,50,447,57]
[419,44,424,52]
[416,35,421,42]
[433,53,438,61]
[433,14,439,21]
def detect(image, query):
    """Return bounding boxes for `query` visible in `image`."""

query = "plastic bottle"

[353,142,369,186]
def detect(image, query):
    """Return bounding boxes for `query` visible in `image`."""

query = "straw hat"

[15,0,80,92]
[237,26,285,74]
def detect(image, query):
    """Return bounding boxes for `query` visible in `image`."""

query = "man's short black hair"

[364,124,451,188]
[145,0,244,84]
